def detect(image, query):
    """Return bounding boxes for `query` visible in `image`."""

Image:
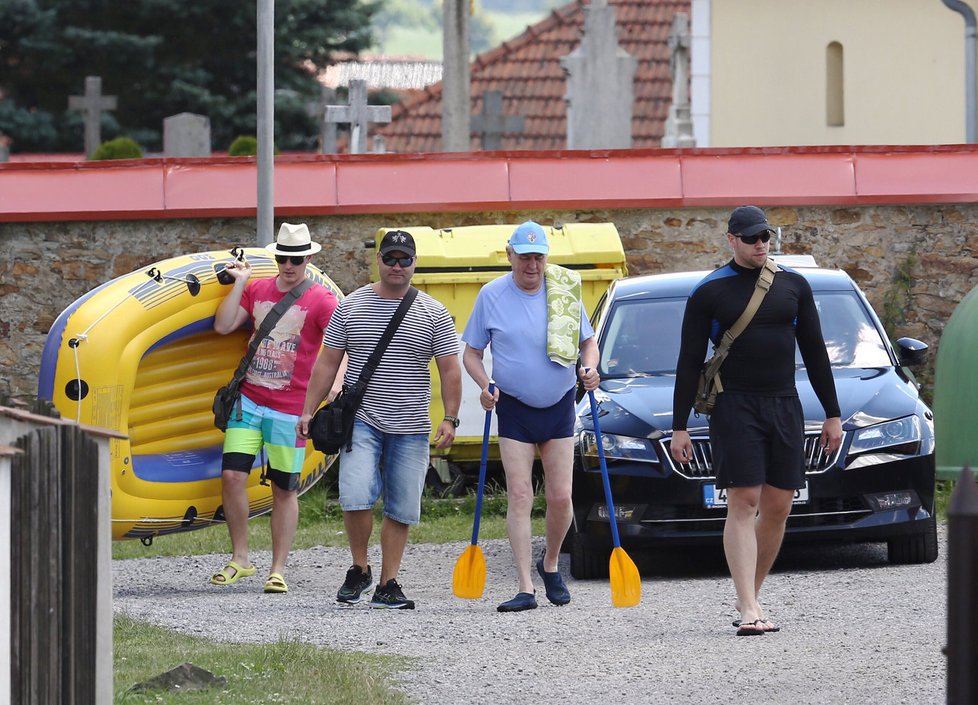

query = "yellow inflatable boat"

[38,248,341,541]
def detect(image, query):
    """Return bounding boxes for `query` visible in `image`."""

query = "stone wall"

[3,203,978,403]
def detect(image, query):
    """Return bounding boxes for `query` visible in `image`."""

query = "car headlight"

[580,431,658,463]
[849,416,921,455]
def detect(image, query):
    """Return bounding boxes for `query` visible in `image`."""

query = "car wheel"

[887,516,939,564]
[424,463,466,498]
[570,530,610,580]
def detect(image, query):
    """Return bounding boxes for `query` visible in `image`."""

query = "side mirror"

[896,337,928,367]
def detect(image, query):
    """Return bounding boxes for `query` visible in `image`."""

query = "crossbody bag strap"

[228,278,313,385]
[715,257,779,356]
[354,286,419,390]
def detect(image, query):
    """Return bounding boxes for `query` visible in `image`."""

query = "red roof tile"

[376,0,691,153]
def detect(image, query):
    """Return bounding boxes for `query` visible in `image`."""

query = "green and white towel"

[545,263,582,367]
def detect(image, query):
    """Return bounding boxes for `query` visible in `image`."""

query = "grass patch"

[114,614,408,705]
[113,483,544,560]
[936,479,953,521]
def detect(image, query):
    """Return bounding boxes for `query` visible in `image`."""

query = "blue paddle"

[587,385,642,607]
[453,381,495,598]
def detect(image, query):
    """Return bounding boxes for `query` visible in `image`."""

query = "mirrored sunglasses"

[736,232,771,245]
[381,255,415,267]
[275,255,306,265]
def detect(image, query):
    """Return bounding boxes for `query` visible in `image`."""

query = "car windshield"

[598,290,891,378]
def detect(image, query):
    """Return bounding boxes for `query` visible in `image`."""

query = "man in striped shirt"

[299,230,462,609]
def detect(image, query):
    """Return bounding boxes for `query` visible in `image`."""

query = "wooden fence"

[1,405,114,705]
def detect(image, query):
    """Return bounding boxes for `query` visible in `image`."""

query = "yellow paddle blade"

[609,546,642,608]
[452,544,486,599]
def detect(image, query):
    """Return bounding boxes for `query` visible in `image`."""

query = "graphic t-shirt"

[239,277,338,415]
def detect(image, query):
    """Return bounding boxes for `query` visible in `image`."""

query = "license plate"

[703,483,809,509]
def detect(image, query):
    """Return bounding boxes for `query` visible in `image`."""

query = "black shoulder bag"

[310,287,418,454]
[212,279,313,431]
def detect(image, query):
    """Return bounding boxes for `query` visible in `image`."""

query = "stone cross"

[560,0,637,150]
[471,91,524,150]
[324,79,391,154]
[661,12,696,148]
[68,76,118,158]
[306,85,338,154]
[163,113,211,157]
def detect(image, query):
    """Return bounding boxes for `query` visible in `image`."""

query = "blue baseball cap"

[508,221,549,255]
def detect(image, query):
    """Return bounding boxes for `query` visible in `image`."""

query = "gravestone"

[471,91,524,150]
[0,137,8,163]
[163,113,211,157]
[325,79,391,154]
[68,76,118,159]
[561,0,636,150]
[306,85,338,154]
[661,13,696,148]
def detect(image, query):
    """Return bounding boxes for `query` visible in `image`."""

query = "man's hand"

[432,420,456,449]
[579,366,600,391]
[478,384,499,411]
[295,412,313,440]
[670,430,692,464]
[223,259,252,283]
[821,417,843,453]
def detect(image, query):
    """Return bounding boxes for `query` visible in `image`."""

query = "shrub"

[228,135,280,156]
[91,137,143,160]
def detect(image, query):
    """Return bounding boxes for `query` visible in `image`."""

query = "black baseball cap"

[378,229,416,256]
[727,206,775,238]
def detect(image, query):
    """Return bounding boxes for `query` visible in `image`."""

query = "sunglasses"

[275,255,307,266]
[381,255,415,267]
[735,231,771,245]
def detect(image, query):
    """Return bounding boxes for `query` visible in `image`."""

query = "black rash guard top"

[672,259,841,431]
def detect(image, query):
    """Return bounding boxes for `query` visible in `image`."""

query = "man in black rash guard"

[671,205,843,636]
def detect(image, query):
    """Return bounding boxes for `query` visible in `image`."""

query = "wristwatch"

[443,415,460,428]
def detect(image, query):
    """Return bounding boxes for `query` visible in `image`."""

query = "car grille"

[659,432,844,480]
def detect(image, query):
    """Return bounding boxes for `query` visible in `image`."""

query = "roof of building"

[376,0,691,153]
[319,55,443,91]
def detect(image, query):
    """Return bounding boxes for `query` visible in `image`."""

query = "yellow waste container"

[370,223,628,478]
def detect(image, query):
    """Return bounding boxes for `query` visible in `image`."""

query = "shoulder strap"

[229,278,314,385]
[355,286,418,389]
[715,257,779,356]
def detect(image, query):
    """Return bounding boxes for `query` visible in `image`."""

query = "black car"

[569,256,937,578]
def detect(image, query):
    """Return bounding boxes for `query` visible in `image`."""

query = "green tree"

[0,0,379,153]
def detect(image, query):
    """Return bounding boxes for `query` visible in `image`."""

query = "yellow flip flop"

[264,572,289,594]
[210,560,256,586]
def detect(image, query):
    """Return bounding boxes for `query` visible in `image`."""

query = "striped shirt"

[323,285,459,433]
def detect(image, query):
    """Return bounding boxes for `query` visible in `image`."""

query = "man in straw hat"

[210,222,339,595]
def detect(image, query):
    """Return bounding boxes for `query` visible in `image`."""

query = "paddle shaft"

[587,389,623,549]
[470,381,495,545]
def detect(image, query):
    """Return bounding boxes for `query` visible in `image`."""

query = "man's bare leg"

[499,438,537,594]
[723,486,763,625]
[537,437,574,571]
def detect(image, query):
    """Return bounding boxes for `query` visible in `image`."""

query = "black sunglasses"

[381,255,415,267]
[275,255,307,266]
[735,231,771,245]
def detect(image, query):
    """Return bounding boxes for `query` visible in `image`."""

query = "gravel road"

[113,529,948,705]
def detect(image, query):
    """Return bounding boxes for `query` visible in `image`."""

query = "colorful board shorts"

[222,393,304,491]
